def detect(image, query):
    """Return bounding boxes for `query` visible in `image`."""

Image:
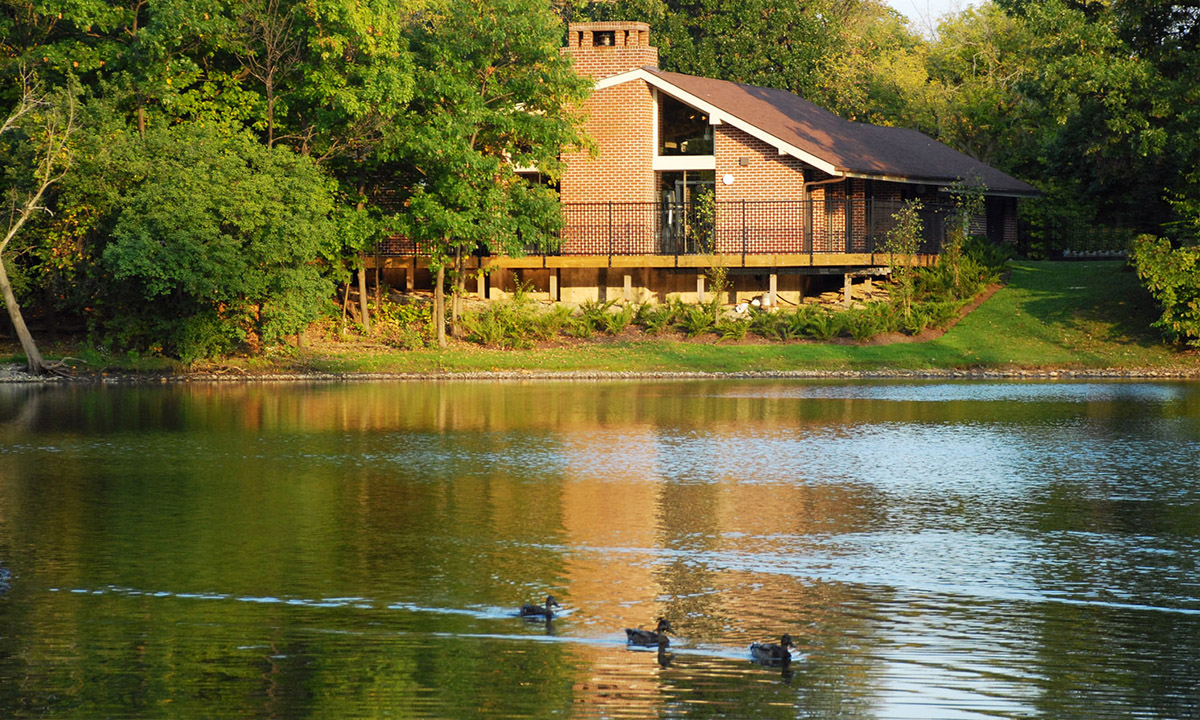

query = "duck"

[625,617,673,646]
[750,633,795,665]
[519,595,560,618]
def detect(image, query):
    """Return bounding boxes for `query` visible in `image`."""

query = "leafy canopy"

[100,124,336,359]
[388,0,590,265]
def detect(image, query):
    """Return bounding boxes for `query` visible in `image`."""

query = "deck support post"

[697,274,706,304]
[844,273,852,307]
[405,260,415,293]
[477,271,486,300]
[768,273,778,307]
[549,271,559,302]
[624,274,632,302]
[864,275,873,298]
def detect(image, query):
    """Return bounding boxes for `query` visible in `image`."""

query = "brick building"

[557,21,1038,262]
[379,21,1038,305]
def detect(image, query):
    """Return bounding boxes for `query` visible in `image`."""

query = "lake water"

[1,379,1199,719]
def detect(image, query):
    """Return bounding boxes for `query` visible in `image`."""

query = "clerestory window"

[658,94,713,156]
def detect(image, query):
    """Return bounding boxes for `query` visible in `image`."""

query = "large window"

[659,94,713,156]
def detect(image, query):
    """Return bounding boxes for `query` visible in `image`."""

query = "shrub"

[532,304,574,340]
[459,291,550,348]
[884,200,923,321]
[1131,234,1200,346]
[748,309,784,339]
[804,308,845,341]
[676,301,716,337]
[636,303,675,335]
[716,316,751,342]
[376,299,433,349]
[844,306,882,342]
[962,235,1010,274]
[576,299,617,335]
[99,125,337,360]
[902,305,932,335]
[600,303,636,335]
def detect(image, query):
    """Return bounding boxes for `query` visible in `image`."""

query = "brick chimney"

[564,22,658,80]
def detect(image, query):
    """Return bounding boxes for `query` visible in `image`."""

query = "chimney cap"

[567,21,651,32]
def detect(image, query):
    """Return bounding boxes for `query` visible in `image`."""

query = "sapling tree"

[884,199,924,320]
[946,177,988,293]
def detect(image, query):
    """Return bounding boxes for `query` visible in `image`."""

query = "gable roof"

[598,67,1039,197]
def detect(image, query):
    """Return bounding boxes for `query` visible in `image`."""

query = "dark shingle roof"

[644,68,1039,197]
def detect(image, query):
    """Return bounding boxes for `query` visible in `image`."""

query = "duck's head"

[545,595,560,608]
[780,633,795,649]
[655,617,673,634]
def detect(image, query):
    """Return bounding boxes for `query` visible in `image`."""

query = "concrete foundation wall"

[394,265,844,308]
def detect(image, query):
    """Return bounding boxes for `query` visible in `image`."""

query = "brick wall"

[560,22,658,253]
[713,126,809,253]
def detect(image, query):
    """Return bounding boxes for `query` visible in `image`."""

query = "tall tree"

[388,0,590,347]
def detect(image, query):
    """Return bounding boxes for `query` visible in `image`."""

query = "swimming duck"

[520,595,560,618]
[750,633,795,665]
[625,617,673,646]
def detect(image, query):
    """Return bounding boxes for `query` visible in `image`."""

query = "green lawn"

[7,261,1198,376]
[279,260,1194,375]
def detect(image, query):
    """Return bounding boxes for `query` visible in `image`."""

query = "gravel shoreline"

[3,362,1198,384]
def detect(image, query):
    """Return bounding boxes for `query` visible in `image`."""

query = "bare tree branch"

[1,69,79,375]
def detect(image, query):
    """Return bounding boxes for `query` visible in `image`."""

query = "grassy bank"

[6,261,1198,376]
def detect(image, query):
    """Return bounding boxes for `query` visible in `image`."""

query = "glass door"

[658,171,714,254]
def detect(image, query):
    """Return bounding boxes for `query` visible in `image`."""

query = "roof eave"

[842,171,1041,198]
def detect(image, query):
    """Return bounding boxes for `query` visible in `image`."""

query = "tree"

[1,70,77,374]
[98,124,336,360]
[560,0,864,101]
[814,1,934,126]
[388,0,591,347]
[884,199,923,321]
[1131,235,1200,347]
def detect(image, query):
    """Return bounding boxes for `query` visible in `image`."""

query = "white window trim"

[653,156,716,171]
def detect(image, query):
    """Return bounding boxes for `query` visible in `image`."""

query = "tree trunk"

[0,257,45,374]
[340,280,351,335]
[450,248,464,334]
[435,265,447,348]
[357,259,370,334]
[374,251,381,307]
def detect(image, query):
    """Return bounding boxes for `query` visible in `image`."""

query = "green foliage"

[748,309,785,340]
[885,199,924,319]
[98,124,336,360]
[635,302,675,335]
[600,303,636,335]
[844,306,883,342]
[1130,235,1200,347]
[533,304,575,340]
[675,299,718,337]
[715,315,750,342]
[388,0,590,268]
[803,308,844,341]
[459,284,580,348]
[375,298,433,349]
[961,234,1011,273]
[575,299,617,335]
